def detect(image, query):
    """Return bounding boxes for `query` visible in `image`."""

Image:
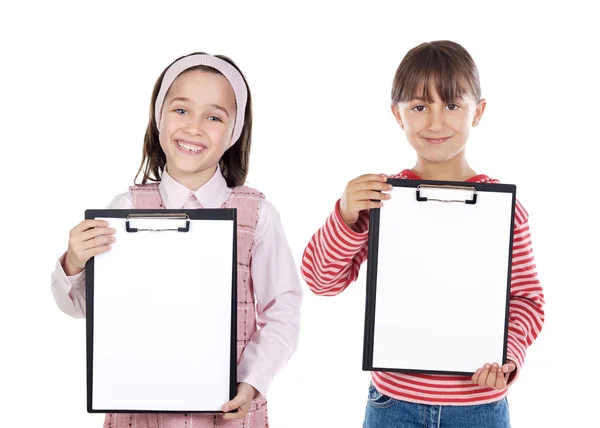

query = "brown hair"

[391,41,481,105]
[134,52,252,187]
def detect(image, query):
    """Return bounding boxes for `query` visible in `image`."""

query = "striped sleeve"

[505,200,545,384]
[301,200,370,295]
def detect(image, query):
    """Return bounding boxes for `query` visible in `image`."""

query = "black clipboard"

[85,209,237,413]
[362,179,517,376]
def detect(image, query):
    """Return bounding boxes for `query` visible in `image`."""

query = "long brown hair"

[391,41,481,105]
[134,52,253,187]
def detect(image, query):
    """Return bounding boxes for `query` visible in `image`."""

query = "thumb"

[502,361,517,373]
[222,393,247,413]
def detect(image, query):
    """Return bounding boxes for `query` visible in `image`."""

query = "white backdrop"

[1,1,598,427]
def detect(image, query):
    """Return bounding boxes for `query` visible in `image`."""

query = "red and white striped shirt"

[301,169,545,405]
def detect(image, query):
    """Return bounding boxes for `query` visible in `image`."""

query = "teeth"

[177,141,204,152]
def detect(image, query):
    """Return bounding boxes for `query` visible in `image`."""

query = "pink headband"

[155,54,248,146]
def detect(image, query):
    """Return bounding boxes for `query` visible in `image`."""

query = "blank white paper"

[372,186,514,373]
[91,216,234,411]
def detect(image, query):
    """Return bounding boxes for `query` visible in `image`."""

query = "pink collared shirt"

[51,167,302,396]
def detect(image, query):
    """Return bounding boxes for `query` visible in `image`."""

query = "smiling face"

[388,41,487,176]
[392,81,485,165]
[158,68,237,187]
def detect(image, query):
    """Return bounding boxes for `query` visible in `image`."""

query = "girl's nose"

[427,110,445,132]
[184,117,204,135]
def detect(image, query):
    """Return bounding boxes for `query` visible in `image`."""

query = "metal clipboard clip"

[125,213,191,232]
[415,184,477,205]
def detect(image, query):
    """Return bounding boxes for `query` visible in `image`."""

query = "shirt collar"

[159,165,231,208]
[399,169,493,183]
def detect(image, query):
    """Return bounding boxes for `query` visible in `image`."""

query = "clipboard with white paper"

[362,179,517,376]
[84,209,237,413]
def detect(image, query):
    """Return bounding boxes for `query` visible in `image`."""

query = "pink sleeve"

[236,199,303,395]
[51,252,87,318]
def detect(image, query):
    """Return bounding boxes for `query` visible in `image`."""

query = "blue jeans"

[363,383,510,428]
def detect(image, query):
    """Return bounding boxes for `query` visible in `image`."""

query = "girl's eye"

[208,115,222,122]
[174,108,188,115]
[412,105,426,112]
[447,103,459,111]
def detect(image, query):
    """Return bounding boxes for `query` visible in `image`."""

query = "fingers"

[222,383,256,420]
[222,401,251,420]
[83,244,113,259]
[348,184,392,206]
[70,221,115,249]
[472,363,508,390]
[494,364,507,389]
[222,395,251,420]
[351,174,389,184]
[67,239,113,273]
[223,389,250,413]
[67,221,116,271]
[352,181,393,192]
[473,364,491,387]
[485,364,499,388]
[76,233,116,254]
[351,199,385,211]
[355,190,391,202]
[478,364,491,386]
[71,220,109,235]
[341,174,394,226]
[80,227,116,243]
[362,201,385,210]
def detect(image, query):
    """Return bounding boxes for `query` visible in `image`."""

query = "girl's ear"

[472,98,487,127]
[391,104,404,130]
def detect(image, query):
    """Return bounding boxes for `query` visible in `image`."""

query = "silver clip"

[416,184,477,205]
[125,213,190,232]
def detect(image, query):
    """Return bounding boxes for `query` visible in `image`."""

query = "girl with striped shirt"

[301,40,544,428]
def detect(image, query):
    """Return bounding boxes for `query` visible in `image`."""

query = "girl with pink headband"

[50,52,302,427]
